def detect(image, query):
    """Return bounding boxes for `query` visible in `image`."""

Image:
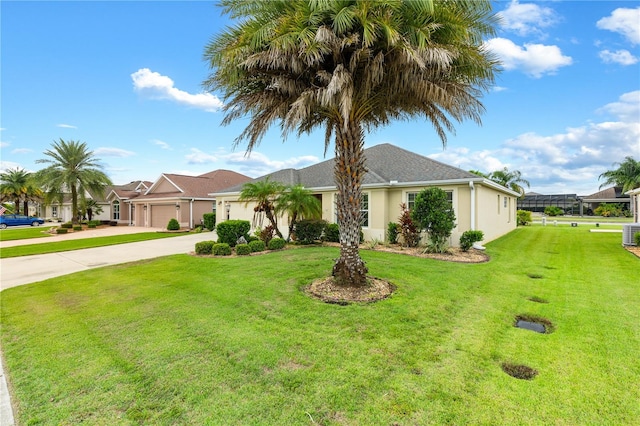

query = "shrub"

[73,226,83,231]
[256,225,275,246]
[56,228,68,234]
[268,237,286,250]
[398,203,420,248]
[249,239,266,252]
[195,240,215,255]
[594,203,624,218]
[202,212,216,231]
[411,188,456,253]
[324,223,340,242]
[459,230,484,252]
[213,243,232,256]
[216,220,251,247]
[167,218,180,231]
[544,206,564,217]
[235,243,252,256]
[294,219,326,244]
[517,210,532,226]
[88,224,97,229]
[61,223,73,229]
[387,222,400,244]
[635,232,640,246]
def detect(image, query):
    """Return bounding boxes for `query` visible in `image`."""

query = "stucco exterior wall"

[475,185,517,243]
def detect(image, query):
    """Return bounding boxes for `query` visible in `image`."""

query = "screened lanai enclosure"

[517,193,584,215]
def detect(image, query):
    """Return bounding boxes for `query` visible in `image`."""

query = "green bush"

[459,230,484,252]
[235,243,252,256]
[594,203,624,217]
[324,223,340,242]
[293,219,326,244]
[411,188,456,253]
[88,220,101,227]
[73,226,83,231]
[248,239,266,252]
[268,237,286,250]
[387,222,400,244]
[195,240,215,255]
[635,232,640,246]
[88,224,97,229]
[61,223,73,229]
[216,220,251,247]
[202,212,216,231]
[544,206,564,216]
[517,210,532,226]
[213,243,232,256]
[167,218,180,231]
[56,228,68,234]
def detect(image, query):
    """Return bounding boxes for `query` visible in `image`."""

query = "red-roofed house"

[107,170,251,229]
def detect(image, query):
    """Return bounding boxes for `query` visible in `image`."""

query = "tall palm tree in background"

[36,139,112,224]
[239,178,285,239]
[0,167,42,215]
[599,157,640,193]
[275,185,322,242]
[205,0,499,287]
[488,167,530,196]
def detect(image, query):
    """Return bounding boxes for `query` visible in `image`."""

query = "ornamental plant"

[167,218,180,231]
[411,188,456,253]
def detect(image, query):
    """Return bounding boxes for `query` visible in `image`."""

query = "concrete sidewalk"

[0,231,217,290]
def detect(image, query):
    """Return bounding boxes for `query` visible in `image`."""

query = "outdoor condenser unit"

[622,223,640,246]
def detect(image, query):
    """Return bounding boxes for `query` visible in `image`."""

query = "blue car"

[0,214,45,229]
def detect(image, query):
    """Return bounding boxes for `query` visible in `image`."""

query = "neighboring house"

[518,192,582,215]
[109,170,251,229]
[104,181,153,225]
[211,143,520,246]
[41,189,115,223]
[582,186,630,214]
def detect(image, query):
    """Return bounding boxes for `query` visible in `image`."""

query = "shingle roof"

[135,169,251,200]
[215,143,477,193]
[583,186,629,200]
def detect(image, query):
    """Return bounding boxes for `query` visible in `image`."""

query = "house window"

[113,200,120,220]
[504,196,508,208]
[407,190,453,210]
[51,206,58,218]
[333,193,369,227]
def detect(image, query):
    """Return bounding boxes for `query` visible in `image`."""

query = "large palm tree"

[204,0,499,287]
[0,167,42,215]
[599,157,640,193]
[488,167,530,196]
[35,139,112,224]
[275,184,322,241]
[239,177,286,238]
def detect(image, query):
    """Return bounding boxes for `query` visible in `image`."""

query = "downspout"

[469,180,476,230]
[190,199,194,229]
[129,202,133,226]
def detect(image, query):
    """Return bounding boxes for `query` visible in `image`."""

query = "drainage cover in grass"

[527,273,543,279]
[501,362,538,380]
[528,296,549,304]
[514,314,555,334]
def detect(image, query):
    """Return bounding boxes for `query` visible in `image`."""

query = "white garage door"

[151,204,175,228]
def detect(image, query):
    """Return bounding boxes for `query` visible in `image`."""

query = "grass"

[0,232,184,258]
[0,226,57,241]
[532,214,633,223]
[1,226,638,424]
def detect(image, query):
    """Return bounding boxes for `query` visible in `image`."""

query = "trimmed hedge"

[195,241,215,255]
[459,230,484,252]
[167,218,180,231]
[635,231,640,246]
[248,240,266,252]
[61,223,73,229]
[56,228,68,234]
[268,238,286,250]
[324,223,340,242]
[213,243,232,256]
[203,212,216,231]
[293,219,326,244]
[73,226,83,231]
[216,220,251,247]
[235,244,252,256]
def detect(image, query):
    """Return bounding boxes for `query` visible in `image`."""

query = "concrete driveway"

[0,227,217,291]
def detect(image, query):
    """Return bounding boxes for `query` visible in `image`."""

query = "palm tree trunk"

[287,212,298,242]
[71,184,79,224]
[265,204,284,239]
[332,121,368,287]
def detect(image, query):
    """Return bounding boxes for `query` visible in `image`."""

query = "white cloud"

[11,148,33,154]
[56,124,77,129]
[94,147,136,157]
[429,91,640,195]
[186,148,218,164]
[131,68,224,112]
[0,161,24,173]
[0,142,9,148]
[598,49,638,65]
[485,38,572,78]
[597,7,640,45]
[497,0,559,38]
[152,139,172,150]
[224,151,320,177]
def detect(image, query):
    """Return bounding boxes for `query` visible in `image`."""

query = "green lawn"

[0,226,57,241]
[1,227,638,424]
[0,232,186,258]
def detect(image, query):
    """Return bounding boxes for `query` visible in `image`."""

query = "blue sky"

[2,1,639,196]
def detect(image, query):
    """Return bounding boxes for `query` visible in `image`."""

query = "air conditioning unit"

[622,223,640,246]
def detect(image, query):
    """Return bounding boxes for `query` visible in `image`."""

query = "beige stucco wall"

[216,182,517,246]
